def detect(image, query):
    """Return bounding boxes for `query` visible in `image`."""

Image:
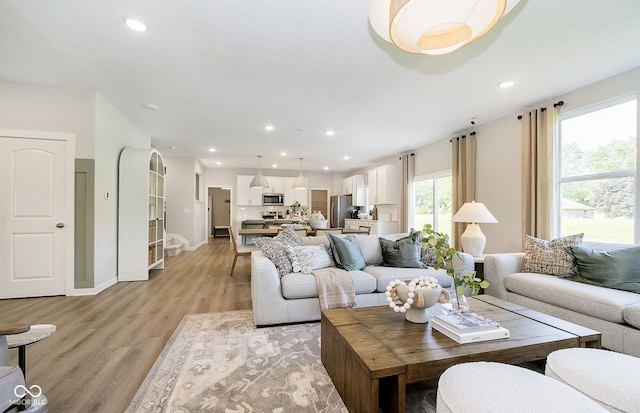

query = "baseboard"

[70,277,118,296]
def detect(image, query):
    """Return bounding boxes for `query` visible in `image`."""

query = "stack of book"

[431,312,510,344]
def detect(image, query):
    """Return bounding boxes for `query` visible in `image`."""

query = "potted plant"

[290,201,301,216]
[422,224,489,311]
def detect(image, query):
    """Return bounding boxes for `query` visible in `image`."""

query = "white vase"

[309,211,327,229]
[395,283,450,323]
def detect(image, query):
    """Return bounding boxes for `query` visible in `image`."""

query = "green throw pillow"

[326,233,366,271]
[379,230,426,268]
[564,245,640,293]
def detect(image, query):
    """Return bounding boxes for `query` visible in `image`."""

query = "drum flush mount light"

[368,0,521,55]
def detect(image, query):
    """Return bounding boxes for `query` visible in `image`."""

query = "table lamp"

[452,201,498,257]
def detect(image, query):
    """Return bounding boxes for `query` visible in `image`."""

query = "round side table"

[6,324,56,380]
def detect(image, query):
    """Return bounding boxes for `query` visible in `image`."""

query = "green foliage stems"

[421,224,489,296]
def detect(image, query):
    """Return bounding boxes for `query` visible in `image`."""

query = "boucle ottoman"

[546,348,640,413]
[436,362,607,413]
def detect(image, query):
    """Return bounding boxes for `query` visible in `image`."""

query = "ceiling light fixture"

[264,125,275,131]
[292,158,309,189]
[498,80,515,88]
[249,155,270,188]
[125,19,148,32]
[325,130,335,136]
[208,147,216,152]
[280,152,287,156]
[343,156,350,160]
[368,0,521,55]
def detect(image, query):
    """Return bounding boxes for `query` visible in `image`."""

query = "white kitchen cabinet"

[367,164,398,205]
[118,147,165,281]
[342,174,366,206]
[344,219,399,235]
[237,175,265,206]
[264,176,285,194]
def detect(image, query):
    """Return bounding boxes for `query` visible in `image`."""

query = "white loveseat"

[484,252,640,357]
[251,233,474,326]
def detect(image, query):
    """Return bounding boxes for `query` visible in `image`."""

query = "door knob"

[56,223,65,228]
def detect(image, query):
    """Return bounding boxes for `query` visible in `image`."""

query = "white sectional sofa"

[484,252,640,357]
[251,233,474,326]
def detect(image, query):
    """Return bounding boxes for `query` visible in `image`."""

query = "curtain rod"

[449,131,476,142]
[517,100,565,119]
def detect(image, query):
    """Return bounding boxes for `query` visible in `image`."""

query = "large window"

[556,96,637,244]
[413,172,452,237]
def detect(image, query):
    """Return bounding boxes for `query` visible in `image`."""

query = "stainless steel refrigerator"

[330,195,353,228]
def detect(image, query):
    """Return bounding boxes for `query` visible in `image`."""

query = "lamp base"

[460,223,486,257]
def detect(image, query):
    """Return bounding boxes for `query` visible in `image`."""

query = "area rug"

[126,310,437,412]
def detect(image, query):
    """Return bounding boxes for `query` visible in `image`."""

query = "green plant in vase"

[290,201,301,216]
[421,224,489,311]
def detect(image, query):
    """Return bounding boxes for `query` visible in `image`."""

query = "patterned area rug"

[126,310,437,412]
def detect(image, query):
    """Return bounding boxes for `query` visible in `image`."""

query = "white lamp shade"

[368,0,521,55]
[452,201,498,224]
[249,173,270,188]
[291,174,308,189]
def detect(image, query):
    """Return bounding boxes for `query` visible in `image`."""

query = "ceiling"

[1,0,640,173]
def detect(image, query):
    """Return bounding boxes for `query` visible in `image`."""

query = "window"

[413,171,452,237]
[556,96,637,244]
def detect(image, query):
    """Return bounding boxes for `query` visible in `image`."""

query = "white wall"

[94,94,151,288]
[193,159,206,247]
[0,81,95,157]
[165,156,197,247]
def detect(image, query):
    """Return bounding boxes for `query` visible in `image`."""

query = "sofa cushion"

[281,270,376,299]
[326,233,367,271]
[364,265,453,293]
[355,235,384,265]
[624,304,640,329]
[521,233,584,276]
[504,272,640,324]
[285,244,335,274]
[563,245,640,294]
[379,230,426,268]
[254,227,304,277]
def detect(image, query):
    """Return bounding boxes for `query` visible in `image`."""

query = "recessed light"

[169,146,176,150]
[125,19,148,32]
[325,130,335,136]
[343,156,350,160]
[498,80,514,89]
[280,152,287,156]
[264,125,274,131]
[208,148,216,152]
[216,161,221,165]
[324,166,329,170]
[141,103,159,111]
[272,164,278,168]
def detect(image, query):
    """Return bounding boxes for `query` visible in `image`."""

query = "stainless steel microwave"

[262,193,284,206]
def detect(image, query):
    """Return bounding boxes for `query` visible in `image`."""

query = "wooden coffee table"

[321,295,601,413]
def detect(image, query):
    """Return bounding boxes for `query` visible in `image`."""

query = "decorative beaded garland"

[385,276,441,313]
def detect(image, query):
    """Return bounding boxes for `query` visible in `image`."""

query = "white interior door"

[0,136,68,298]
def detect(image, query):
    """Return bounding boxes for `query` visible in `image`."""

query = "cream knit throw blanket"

[312,267,356,310]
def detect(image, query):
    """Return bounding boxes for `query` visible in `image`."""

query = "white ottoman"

[436,362,607,413]
[546,348,640,413]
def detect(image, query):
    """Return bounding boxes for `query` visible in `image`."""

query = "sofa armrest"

[483,253,525,300]
[250,250,289,326]
[453,252,475,277]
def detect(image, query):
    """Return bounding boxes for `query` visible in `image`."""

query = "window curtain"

[521,106,555,242]
[452,134,476,250]
[399,153,415,232]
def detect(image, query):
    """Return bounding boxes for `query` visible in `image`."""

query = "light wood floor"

[0,237,252,413]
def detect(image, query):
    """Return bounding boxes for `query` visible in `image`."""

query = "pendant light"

[368,0,521,55]
[249,155,270,188]
[292,157,309,189]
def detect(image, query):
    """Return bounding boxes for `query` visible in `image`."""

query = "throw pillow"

[421,246,437,267]
[326,233,367,271]
[286,245,335,274]
[563,245,640,293]
[520,233,584,276]
[380,230,426,268]
[254,227,304,277]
